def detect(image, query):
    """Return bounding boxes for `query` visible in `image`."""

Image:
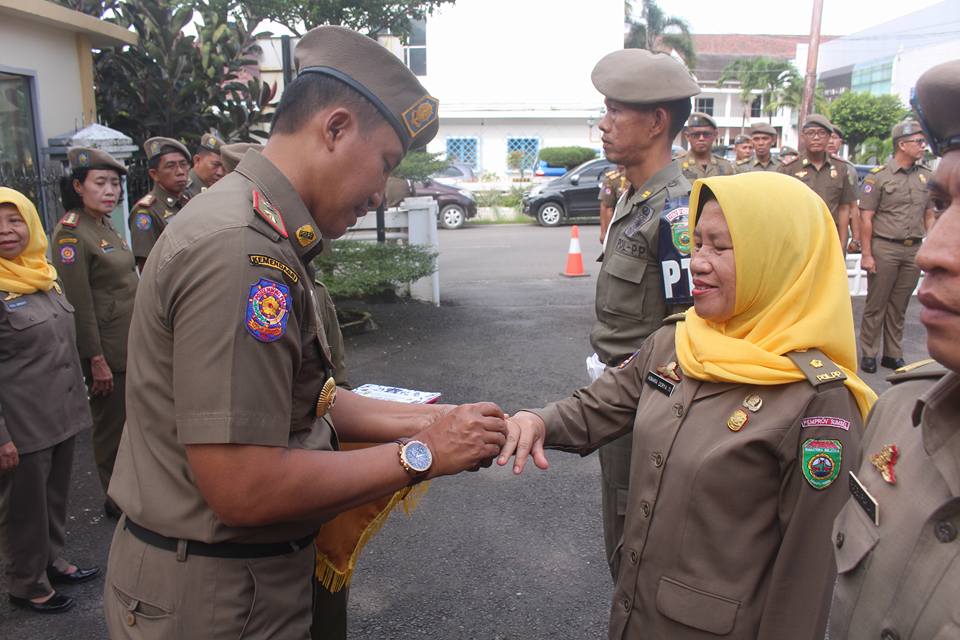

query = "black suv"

[521,158,614,226]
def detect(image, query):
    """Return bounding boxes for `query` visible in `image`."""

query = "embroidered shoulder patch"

[59,245,77,265]
[801,438,842,490]
[245,278,290,343]
[134,213,152,231]
[252,190,288,238]
[60,212,79,228]
[401,95,439,139]
[248,254,300,284]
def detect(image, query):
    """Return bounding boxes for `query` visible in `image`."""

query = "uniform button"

[639,501,651,518]
[126,612,136,626]
[651,452,664,468]
[672,403,684,418]
[629,550,638,565]
[935,521,957,543]
[835,532,844,548]
[880,628,900,640]
[622,597,631,611]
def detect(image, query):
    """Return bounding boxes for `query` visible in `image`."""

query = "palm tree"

[719,57,799,132]
[624,0,695,68]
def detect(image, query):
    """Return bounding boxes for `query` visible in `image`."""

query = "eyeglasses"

[802,129,829,139]
[910,93,960,157]
[902,137,927,146]
[687,131,715,139]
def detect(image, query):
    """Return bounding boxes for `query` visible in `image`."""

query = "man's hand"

[0,441,19,471]
[416,402,508,478]
[861,254,877,274]
[497,412,549,474]
[89,355,114,396]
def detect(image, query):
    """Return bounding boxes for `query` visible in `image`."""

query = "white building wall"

[0,14,85,144]
[892,40,960,106]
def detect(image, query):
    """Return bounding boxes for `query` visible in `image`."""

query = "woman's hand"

[90,355,114,396]
[0,441,19,471]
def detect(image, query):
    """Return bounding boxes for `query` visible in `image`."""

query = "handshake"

[411,402,551,479]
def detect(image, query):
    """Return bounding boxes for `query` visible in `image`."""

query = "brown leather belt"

[124,518,314,559]
[876,236,922,246]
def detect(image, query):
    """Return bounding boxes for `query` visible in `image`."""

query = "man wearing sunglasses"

[679,112,734,180]
[857,121,935,374]
[779,114,856,251]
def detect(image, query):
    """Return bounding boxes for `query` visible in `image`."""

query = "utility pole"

[800,0,825,127]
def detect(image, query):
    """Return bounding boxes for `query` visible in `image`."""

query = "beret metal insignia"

[402,95,439,138]
[78,152,89,166]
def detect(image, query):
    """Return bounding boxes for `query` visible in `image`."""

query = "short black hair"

[632,98,692,141]
[148,147,190,171]
[271,73,384,135]
[60,167,124,211]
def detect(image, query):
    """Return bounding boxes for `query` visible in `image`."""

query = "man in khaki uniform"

[183,132,226,199]
[828,59,960,639]
[104,26,508,639]
[778,114,857,249]
[736,122,780,173]
[128,137,192,269]
[587,48,698,576]
[857,120,934,373]
[680,112,735,180]
[52,148,138,514]
[598,165,627,245]
[829,123,865,254]
[732,133,754,169]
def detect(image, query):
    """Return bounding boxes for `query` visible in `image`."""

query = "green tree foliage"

[767,72,829,130]
[245,0,454,38]
[392,151,449,182]
[718,57,798,130]
[624,0,695,68]
[538,146,597,169]
[855,136,893,165]
[829,92,909,157]
[313,240,437,299]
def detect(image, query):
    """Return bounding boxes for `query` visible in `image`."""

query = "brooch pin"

[870,444,899,485]
[656,361,681,382]
[742,394,762,412]
[727,409,749,432]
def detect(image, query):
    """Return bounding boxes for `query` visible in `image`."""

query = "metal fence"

[0,161,66,230]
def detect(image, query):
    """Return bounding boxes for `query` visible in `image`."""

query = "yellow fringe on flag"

[314,443,431,593]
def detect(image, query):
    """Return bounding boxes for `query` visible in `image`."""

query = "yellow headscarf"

[0,187,58,294]
[675,172,876,419]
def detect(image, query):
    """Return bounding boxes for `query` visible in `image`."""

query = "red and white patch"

[801,416,851,431]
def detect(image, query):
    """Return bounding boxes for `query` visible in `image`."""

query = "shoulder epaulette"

[869,166,882,174]
[59,211,79,228]
[252,189,288,238]
[662,312,686,325]
[780,156,797,166]
[886,358,948,384]
[135,193,156,208]
[785,348,847,390]
[736,158,750,166]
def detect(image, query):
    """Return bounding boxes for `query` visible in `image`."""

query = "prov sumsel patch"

[245,278,290,343]
[801,438,842,490]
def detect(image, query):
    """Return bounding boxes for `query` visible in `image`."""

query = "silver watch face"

[404,441,432,473]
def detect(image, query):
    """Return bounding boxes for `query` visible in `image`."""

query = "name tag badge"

[849,471,879,526]
[645,371,676,396]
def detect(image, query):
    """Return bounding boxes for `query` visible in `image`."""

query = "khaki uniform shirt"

[591,161,691,365]
[52,210,138,372]
[599,169,628,208]
[128,184,190,261]
[859,160,931,240]
[828,364,960,640]
[182,168,210,200]
[0,286,91,453]
[778,153,856,227]
[680,154,735,181]
[534,322,863,639]
[108,150,338,544]
[735,156,781,173]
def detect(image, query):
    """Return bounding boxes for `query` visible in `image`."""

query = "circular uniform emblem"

[135,213,152,231]
[808,453,835,479]
[59,245,76,265]
[863,183,873,194]
[245,278,291,343]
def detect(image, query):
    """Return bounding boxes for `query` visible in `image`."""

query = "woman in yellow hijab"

[501,172,875,640]
[0,188,98,614]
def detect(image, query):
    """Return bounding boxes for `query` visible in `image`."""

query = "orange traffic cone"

[561,225,590,277]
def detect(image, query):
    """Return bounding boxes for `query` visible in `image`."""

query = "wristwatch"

[396,438,433,480]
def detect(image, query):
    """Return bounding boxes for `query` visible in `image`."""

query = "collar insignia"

[296,224,317,247]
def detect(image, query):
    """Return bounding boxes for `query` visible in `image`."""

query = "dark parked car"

[412,178,478,229]
[431,162,475,185]
[522,158,614,226]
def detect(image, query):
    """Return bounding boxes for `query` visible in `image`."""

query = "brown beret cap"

[144,137,190,162]
[591,48,699,104]
[295,25,438,151]
[220,142,262,174]
[780,146,798,156]
[801,114,833,132]
[891,120,922,142]
[914,59,960,155]
[749,122,777,136]
[733,134,752,145]
[831,124,843,138]
[67,146,127,175]
[686,112,717,129]
[198,132,225,154]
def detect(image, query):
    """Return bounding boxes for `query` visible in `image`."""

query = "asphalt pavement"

[0,222,931,639]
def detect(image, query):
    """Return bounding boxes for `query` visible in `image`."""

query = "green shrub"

[538,146,597,168]
[499,186,526,209]
[392,151,449,182]
[314,240,437,300]
[473,190,501,207]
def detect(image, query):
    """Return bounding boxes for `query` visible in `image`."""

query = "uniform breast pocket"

[601,254,649,320]
[833,498,879,579]
[6,307,48,331]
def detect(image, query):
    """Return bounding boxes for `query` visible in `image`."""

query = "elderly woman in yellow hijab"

[0,188,98,614]
[500,172,876,639]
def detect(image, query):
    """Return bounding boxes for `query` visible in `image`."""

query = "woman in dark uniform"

[53,148,138,517]
[501,172,877,639]
[0,187,99,613]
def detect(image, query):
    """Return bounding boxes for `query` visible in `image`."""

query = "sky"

[654,0,949,35]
